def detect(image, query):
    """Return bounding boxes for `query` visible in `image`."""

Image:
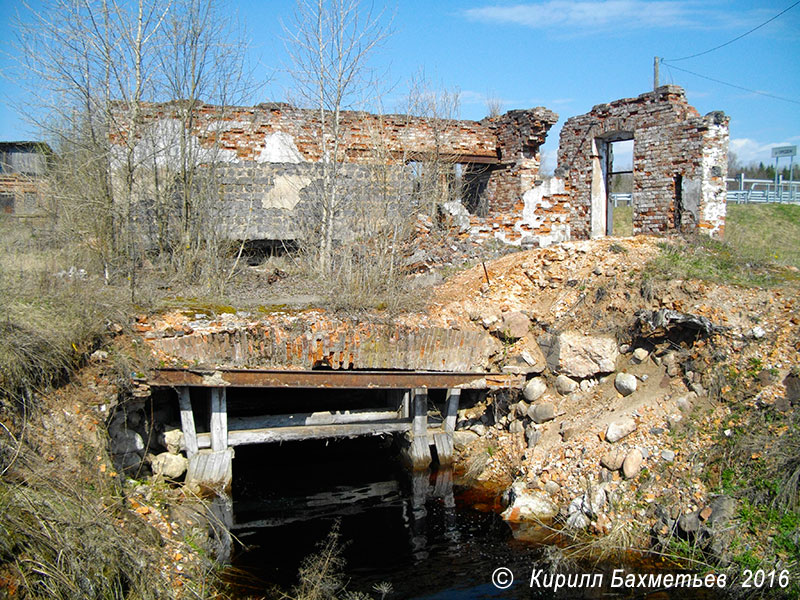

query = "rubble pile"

[429,236,798,552]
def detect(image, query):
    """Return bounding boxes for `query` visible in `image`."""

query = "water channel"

[226,437,712,599]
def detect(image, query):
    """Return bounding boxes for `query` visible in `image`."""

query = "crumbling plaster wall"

[110,101,558,242]
[555,86,729,239]
[110,86,727,247]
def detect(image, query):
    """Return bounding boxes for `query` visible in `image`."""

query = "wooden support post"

[210,387,228,452]
[178,387,199,458]
[434,388,461,466]
[433,432,454,466]
[406,387,431,471]
[186,448,234,493]
[444,388,460,433]
[186,387,233,493]
[208,495,234,563]
[401,389,411,419]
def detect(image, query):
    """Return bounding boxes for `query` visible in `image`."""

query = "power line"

[663,63,800,106]
[663,0,800,62]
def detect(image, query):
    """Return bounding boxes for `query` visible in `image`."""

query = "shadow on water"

[226,437,719,599]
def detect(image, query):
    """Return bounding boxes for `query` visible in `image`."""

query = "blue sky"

[1,0,798,170]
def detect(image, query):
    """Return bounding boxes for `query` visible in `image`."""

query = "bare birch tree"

[13,0,252,296]
[284,0,389,276]
[156,0,252,266]
[403,71,462,225]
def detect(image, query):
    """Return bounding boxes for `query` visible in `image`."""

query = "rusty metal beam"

[148,368,516,389]
[397,150,499,165]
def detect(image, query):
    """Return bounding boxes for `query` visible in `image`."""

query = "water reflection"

[227,438,718,600]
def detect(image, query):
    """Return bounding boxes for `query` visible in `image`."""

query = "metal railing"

[726,178,799,204]
[610,193,632,207]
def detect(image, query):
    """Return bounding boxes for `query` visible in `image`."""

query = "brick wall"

[555,86,728,239]
[109,86,727,248]
[0,175,48,216]
[111,101,557,242]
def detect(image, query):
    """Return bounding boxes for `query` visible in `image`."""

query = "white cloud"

[730,137,799,165]
[464,1,694,31]
[463,1,770,33]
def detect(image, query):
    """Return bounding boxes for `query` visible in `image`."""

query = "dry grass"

[0,217,125,402]
[0,217,222,599]
[0,451,175,600]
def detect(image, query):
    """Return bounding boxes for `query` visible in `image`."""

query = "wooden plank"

[186,448,234,492]
[228,408,401,430]
[177,387,198,458]
[210,387,228,452]
[148,368,512,389]
[196,421,411,447]
[444,388,461,433]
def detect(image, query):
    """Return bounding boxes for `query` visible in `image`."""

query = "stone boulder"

[555,374,579,395]
[528,402,555,424]
[161,429,184,454]
[614,372,638,396]
[500,481,559,522]
[525,425,541,448]
[150,452,188,479]
[539,331,619,378]
[494,311,531,341]
[601,448,626,471]
[605,417,637,443]
[622,448,643,479]
[522,377,547,402]
[453,430,479,449]
[111,429,144,455]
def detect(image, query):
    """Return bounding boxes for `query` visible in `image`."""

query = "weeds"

[0,449,181,599]
[283,521,386,600]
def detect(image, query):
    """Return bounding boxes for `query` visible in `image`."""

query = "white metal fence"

[726,178,799,204]
[611,181,799,205]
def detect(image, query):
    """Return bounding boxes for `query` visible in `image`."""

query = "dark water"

[227,438,711,599]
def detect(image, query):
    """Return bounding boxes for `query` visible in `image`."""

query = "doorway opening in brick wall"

[589,133,633,238]
[608,139,633,236]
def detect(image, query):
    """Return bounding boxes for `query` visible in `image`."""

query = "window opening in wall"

[607,139,633,236]
[461,163,491,216]
[1,193,14,214]
[674,174,684,231]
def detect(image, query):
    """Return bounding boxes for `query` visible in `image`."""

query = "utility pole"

[654,56,660,90]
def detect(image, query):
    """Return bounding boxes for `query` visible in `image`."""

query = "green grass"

[726,203,800,268]
[611,205,633,237]
[645,202,800,288]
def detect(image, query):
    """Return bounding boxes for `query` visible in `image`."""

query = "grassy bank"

[726,203,800,268]
[0,217,218,599]
[644,203,800,288]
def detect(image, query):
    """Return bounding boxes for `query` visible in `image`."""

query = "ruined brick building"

[112,84,728,247]
[0,142,52,216]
